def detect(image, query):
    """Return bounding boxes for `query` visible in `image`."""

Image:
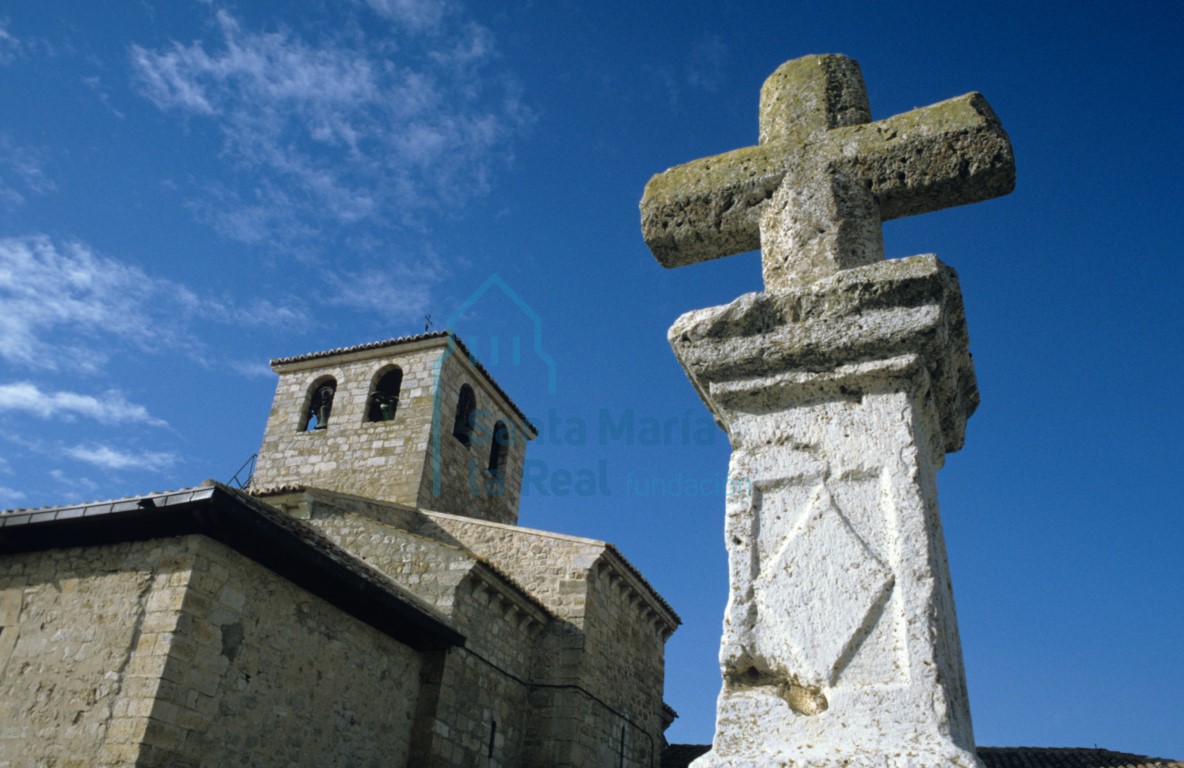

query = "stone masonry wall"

[294,494,549,766]
[414,511,603,625]
[419,349,528,525]
[422,576,541,767]
[411,513,628,767]
[0,534,429,768]
[253,340,529,525]
[140,536,425,767]
[415,511,675,767]
[303,497,472,611]
[0,537,198,768]
[517,559,668,767]
[260,489,678,766]
[578,561,670,767]
[253,346,440,509]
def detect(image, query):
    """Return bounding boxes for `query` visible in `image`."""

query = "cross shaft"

[640,54,1015,291]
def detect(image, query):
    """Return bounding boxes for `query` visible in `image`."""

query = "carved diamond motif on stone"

[755,483,894,686]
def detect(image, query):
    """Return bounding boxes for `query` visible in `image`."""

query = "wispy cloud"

[0,235,305,372]
[0,236,175,369]
[0,382,166,426]
[362,0,451,31]
[0,134,55,209]
[48,469,99,497]
[0,485,25,506]
[686,35,727,92]
[64,443,177,472]
[226,359,277,380]
[644,34,729,106]
[321,257,444,322]
[129,7,531,249]
[82,75,126,120]
[0,21,20,64]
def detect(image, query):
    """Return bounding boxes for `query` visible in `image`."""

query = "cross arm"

[640,92,1014,273]
[640,144,787,268]
[833,92,1015,221]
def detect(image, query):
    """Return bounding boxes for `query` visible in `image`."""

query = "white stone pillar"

[676,255,982,768]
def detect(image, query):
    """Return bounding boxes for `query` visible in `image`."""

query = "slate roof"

[660,746,1181,768]
[978,748,1182,768]
[268,330,537,436]
[0,482,462,652]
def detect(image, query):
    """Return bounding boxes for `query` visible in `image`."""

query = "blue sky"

[1,0,1181,757]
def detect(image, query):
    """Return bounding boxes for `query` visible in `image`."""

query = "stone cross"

[641,54,1014,290]
[643,54,1016,768]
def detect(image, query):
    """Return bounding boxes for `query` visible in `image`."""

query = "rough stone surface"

[640,53,1015,291]
[642,54,1014,766]
[669,256,982,768]
[642,51,1016,764]
[252,335,532,524]
[264,487,680,768]
[670,254,978,454]
[420,507,677,765]
[0,536,424,768]
[0,540,165,768]
[0,488,680,768]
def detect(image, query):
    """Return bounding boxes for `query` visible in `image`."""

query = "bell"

[314,385,334,430]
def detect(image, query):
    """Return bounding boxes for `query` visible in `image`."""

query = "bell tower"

[251,332,535,525]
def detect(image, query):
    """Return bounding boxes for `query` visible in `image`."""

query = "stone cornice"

[669,254,977,454]
[465,563,551,635]
[593,549,681,641]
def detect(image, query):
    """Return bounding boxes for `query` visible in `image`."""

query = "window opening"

[453,384,476,445]
[304,379,337,432]
[367,367,403,422]
[488,421,510,479]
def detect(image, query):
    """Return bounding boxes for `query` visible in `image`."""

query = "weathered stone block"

[641,53,1014,292]
[671,257,981,768]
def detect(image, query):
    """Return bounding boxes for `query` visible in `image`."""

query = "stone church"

[2,54,1179,768]
[0,332,680,767]
[0,334,1178,768]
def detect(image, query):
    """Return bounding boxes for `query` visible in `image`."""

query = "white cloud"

[321,257,444,322]
[0,485,25,506]
[362,0,451,31]
[0,382,166,426]
[0,235,306,371]
[226,359,277,380]
[48,469,98,494]
[82,75,126,120]
[0,236,170,369]
[129,6,531,248]
[64,444,177,472]
[0,134,55,209]
[0,21,20,64]
[643,34,729,106]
